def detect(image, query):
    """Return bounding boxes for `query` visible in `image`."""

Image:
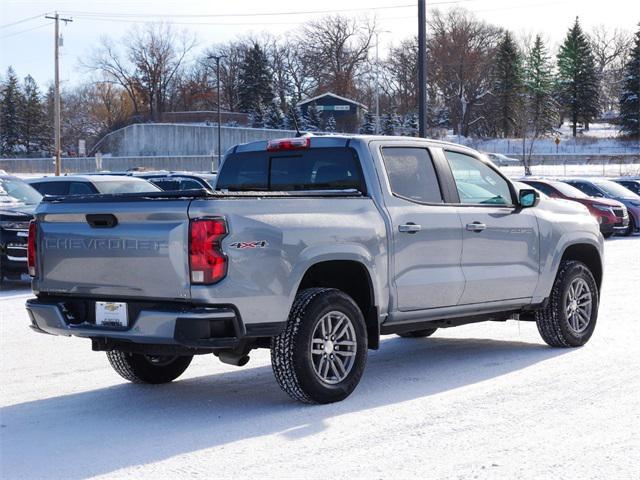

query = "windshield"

[0,177,43,205]
[95,180,161,194]
[551,181,589,198]
[594,180,640,199]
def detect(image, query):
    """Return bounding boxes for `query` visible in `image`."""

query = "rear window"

[216,148,364,192]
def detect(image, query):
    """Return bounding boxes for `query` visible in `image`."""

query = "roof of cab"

[230,134,478,155]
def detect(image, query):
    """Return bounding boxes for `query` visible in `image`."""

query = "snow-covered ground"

[1,237,639,480]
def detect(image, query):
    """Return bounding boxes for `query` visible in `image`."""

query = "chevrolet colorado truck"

[25,136,604,404]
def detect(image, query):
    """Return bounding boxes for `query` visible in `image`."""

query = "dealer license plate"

[95,301,128,327]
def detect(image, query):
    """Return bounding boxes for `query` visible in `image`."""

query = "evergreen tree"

[305,103,322,131]
[557,17,600,136]
[264,101,284,129]
[359,112,376,134]
[238,43,273,115]
[381,112,400,135]
[619,25,640,138]
[19,75,48,154]
[324,114,336,132]
[0,67,23,155]
[403,113,419,136]
[249,105,265,128]
[524,35,558,137]
[490,31,524,137]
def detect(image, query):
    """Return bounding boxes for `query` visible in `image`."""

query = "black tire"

[624,214,636,236]
[397,327,438,338]
[535,260,599,347]
[271,288,368,404]
[106,351,193,384]
[602,231,614,239]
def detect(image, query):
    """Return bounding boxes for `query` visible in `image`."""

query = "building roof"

[297,92,367,110]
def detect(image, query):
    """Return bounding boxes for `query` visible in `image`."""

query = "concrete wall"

[94,124,298,157]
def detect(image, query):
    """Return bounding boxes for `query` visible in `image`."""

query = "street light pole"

[206,54,226,172]
[418,0,427,138]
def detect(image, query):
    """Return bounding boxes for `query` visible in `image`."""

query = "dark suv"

[0,175,42,282]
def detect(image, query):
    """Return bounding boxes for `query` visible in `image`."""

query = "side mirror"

[519,188,539,208]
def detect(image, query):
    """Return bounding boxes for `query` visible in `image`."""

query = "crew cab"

[25,136,604,403]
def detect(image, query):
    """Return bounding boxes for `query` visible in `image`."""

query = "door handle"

[466,222,487,232]
[399,223,421,234]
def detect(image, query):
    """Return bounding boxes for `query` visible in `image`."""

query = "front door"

[443,150,540,304]
[378,145,465,311]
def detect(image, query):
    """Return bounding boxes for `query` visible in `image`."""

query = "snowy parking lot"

[1,237,639,480]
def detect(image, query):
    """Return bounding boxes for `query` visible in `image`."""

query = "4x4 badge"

[229,241,268,249]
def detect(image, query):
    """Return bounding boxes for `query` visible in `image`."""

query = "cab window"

[445,151,513,205]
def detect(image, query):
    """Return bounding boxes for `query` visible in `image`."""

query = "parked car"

[0,175,42,282]
[26,175,161,196]
[133,171,217,191]
[612,178,640,196]
[483,152,520,166]
[519,178,629,238]
[561,178,640,235]
[26,135,604,404]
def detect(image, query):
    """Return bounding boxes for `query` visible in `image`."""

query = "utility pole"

[418,0,427,138]
[45,12,72,176]
[206,54,226,172]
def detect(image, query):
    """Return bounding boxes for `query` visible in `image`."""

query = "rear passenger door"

[443,150,540,304]
[378,145,465,311]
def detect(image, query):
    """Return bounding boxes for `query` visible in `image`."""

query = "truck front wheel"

[271,288,368,404]
[106,351,193,384]
[535,260,599,347]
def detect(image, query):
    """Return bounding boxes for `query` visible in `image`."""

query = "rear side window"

[32,181,68,196]
[381,147,443,203]
[525,181,556,196]
[216,147,364,192]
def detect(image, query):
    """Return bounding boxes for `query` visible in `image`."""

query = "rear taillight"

[27,220,37,277]
[266,137,310,151]
[189,218,228,284]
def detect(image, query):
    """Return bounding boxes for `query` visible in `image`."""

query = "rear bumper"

[25,298,284,350]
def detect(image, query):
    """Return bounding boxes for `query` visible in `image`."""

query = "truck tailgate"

[34,199,191,301]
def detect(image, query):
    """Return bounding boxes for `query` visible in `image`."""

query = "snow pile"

[1,238,639,479]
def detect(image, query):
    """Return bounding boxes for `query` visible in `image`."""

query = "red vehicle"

[520,178,629,238]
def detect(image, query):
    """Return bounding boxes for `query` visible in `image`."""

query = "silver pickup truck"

[25,135,604,404]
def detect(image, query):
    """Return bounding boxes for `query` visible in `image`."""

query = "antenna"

[291,108,302,137]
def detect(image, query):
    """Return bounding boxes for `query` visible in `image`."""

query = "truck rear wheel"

[397,328,437,338]
[535,260,598,347]
[271,288,368,404]
[106,351,193,384]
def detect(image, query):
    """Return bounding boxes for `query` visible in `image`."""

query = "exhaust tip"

[218,352,250,367]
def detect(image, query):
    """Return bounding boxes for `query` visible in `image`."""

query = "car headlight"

[592,205,612,213]
[0,220,31,231]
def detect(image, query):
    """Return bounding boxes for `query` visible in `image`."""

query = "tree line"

[1,10,639,157]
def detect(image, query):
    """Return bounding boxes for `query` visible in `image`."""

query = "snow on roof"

[297,92,367,109]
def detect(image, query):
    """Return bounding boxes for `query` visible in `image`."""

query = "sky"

[1,0,638,88]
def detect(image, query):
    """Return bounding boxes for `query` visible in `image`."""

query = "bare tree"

[382,37,419,115]
[298,15,376,98]
[589,25,632,113]
[428,9,501,137]
[87,23,196,121]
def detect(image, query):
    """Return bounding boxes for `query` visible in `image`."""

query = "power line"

[0,13,49,29]
[0,21,52,39]
[61,0,479,20]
